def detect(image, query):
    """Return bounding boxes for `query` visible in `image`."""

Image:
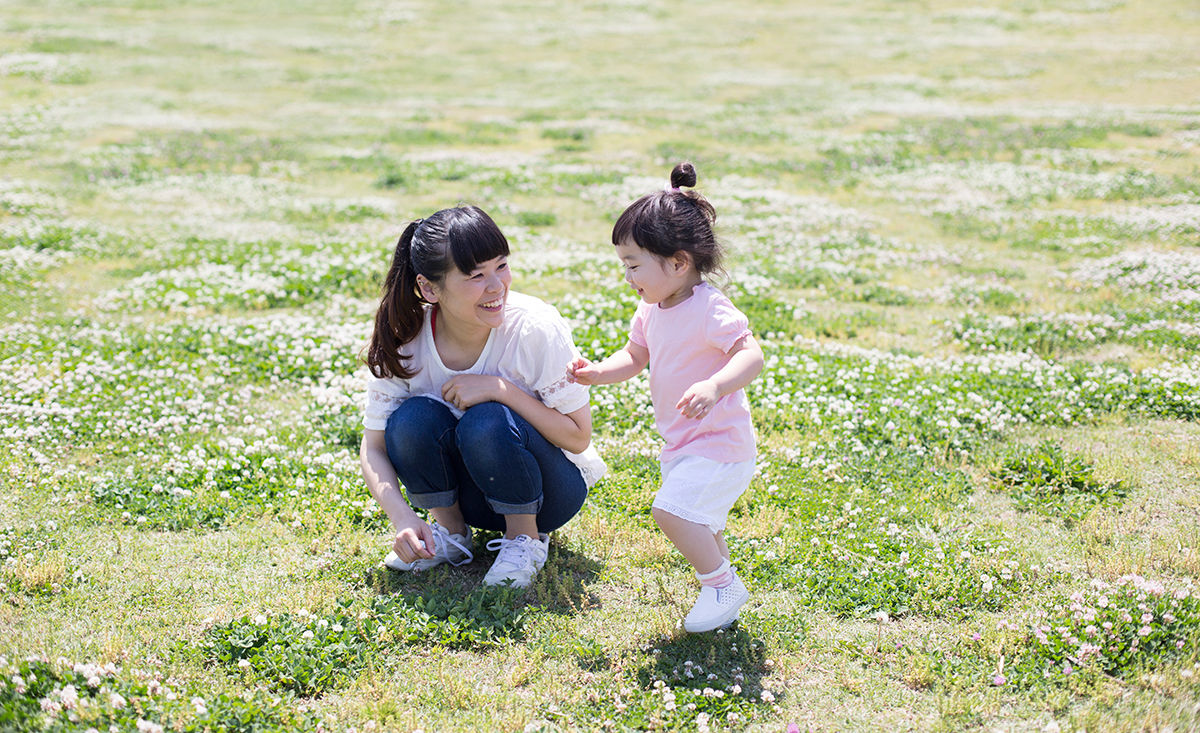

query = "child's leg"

[714,530,730,562]
[655,507,745,632]
[652,507,724,575]
[652,455,756,632]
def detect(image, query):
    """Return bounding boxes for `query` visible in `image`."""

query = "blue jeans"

[384,396,587,533]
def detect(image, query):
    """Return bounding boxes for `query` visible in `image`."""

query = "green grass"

[2,0,1200,730]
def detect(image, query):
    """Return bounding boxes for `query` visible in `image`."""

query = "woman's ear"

[416,275,439,303]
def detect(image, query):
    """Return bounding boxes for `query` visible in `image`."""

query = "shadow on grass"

[363,530,603,620]
[638,624,771,695]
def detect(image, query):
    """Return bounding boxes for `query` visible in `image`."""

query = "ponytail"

[365,219,424,379]
[669,161,697,189]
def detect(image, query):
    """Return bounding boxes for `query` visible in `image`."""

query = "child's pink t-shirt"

[629,282,757,464]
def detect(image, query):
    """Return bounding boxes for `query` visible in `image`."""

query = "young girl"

[568,163,764,632]
[360,205,606,589]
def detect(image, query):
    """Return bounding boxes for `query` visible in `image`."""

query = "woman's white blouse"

[363,291,607,487]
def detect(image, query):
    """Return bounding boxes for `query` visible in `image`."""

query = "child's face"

[614,239,693,307]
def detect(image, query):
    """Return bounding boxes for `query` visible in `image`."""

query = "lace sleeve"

[520,309,591,414]
[539,374,575,402]
[363,379,408,430]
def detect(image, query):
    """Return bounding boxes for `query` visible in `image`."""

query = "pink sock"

[696,558,734,589]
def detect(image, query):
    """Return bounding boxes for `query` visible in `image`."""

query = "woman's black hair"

[365,205,510,379]
[611,162,721,275]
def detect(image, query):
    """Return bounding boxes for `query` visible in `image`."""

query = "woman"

[360,205,605,588]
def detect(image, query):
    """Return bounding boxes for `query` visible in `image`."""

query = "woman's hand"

[566,356,600,385]
[392,515,436,562]
[442,374,505,411]
[676,378,720,419]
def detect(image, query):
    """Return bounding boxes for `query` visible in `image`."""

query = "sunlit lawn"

[2,0,1199,730]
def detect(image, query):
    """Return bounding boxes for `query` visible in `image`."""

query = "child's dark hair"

[611,162,721,275]
[365,205,509,379]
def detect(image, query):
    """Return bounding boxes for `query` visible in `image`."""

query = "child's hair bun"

[670,162,697,189]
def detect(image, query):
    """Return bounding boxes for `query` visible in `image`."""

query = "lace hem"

[650,498,724,532]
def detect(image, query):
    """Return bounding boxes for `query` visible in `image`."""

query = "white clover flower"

[59,684,79,709]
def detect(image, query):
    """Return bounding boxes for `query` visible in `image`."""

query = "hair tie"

[664,183,679,193]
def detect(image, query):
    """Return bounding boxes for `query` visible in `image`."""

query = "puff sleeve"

[704,296,751,353]
[515,306,591,414]
[363,373,410,430]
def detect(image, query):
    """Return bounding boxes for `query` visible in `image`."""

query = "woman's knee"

[455,402,517,452]
[385,396,454,464]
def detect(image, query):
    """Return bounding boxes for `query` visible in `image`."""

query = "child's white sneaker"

[482,533,549,588]
[383,522,473,572]
[683,573,748,632]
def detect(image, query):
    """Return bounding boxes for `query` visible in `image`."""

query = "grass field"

[2,0,1199,730]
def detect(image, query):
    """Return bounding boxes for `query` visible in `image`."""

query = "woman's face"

[421,255,512,333]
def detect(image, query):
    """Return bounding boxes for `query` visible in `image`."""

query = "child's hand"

[566,356,600,385]
[676,379,720,419]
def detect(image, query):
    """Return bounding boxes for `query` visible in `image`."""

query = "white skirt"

[652,454,756,531]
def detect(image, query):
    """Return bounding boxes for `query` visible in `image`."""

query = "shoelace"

[431,523,474,566]
[485,536,534,569]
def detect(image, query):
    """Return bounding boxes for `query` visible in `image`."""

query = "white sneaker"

[683,573,748,633]
[383,522,473,572]
[482,534,549,588]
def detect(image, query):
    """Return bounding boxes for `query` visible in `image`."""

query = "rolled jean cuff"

[487,496,543,516]
[406,489,458,510]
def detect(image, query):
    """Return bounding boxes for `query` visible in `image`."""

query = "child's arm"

[567,341,650,386]
[676,334,765,419]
